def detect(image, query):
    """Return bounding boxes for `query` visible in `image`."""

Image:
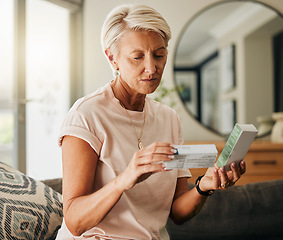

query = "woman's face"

[113,30,168,95]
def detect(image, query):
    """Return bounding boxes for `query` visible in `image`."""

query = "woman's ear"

[105,48,118,70]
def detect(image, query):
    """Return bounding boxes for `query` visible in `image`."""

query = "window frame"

[13,0,83,173]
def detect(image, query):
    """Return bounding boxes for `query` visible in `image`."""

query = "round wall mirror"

[174,1,283,137]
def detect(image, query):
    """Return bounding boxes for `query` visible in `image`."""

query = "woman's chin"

[140,80,161,94]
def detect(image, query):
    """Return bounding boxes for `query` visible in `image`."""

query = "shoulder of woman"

[71,84,111,112]
[147,97,179,117]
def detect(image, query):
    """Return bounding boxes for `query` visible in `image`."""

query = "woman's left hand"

[199,160,246,191]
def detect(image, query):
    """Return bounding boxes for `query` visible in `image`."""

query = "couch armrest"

[41,178,63,194]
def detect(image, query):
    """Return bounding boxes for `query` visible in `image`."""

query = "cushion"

[0,161,63,240]
[166,180,283,240]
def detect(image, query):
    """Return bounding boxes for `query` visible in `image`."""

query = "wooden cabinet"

[185,141,283,185]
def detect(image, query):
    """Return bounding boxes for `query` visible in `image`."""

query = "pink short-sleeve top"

[56,83,191,240]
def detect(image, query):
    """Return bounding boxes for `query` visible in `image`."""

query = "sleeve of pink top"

[58,110,102,156]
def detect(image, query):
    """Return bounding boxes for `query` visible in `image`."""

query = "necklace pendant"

[138,139,143,150]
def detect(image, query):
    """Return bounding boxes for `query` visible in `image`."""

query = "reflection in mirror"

[174,1,283,136]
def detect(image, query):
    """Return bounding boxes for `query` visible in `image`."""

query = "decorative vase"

[271,112,283,143]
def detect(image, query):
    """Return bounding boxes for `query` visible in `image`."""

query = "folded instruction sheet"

[163,144,218,169]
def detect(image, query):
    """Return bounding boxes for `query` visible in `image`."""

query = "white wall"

[216,6,281,128]
[83,0,283,142]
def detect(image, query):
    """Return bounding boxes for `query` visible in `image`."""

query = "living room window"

[0,0,83,180]
[0,0,15,169]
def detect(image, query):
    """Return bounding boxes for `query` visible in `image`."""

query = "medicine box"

[216,123,258,171]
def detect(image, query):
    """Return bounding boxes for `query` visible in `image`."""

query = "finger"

[214,163,220,170]
[136,143,176,165]
[213,168,220,189]
[148,141,172,149]
[138,162,167,175]
[230,162,241,184]
[142,142,175,155]
[132,150,174,166]
[239,160,246,174]
[138,153,175,165]
[219,167,229,189]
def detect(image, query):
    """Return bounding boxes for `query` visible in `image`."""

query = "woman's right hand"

[117,142,176,191]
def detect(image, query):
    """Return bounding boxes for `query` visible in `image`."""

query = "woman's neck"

[111,77,146,112]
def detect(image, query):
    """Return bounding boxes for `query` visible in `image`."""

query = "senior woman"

[56,4,245,240]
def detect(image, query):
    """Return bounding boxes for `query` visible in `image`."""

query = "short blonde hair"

[101,4,171,54]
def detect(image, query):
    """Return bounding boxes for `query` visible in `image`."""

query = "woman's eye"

[155,55,164,58]
[134,57,142,60]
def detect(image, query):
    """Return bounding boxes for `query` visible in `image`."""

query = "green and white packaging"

[216,123,258,171]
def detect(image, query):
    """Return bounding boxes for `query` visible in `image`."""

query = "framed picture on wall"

[221,44,236,92]
[175,71,198,117]
[220,100,236,136]
[200,56,220,132]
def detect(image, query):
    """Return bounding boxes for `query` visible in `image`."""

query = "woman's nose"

[144,57,156,74]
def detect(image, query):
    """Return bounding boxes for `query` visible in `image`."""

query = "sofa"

[1,161,283,240]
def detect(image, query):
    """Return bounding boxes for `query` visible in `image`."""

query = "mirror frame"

[173,0,283,137]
